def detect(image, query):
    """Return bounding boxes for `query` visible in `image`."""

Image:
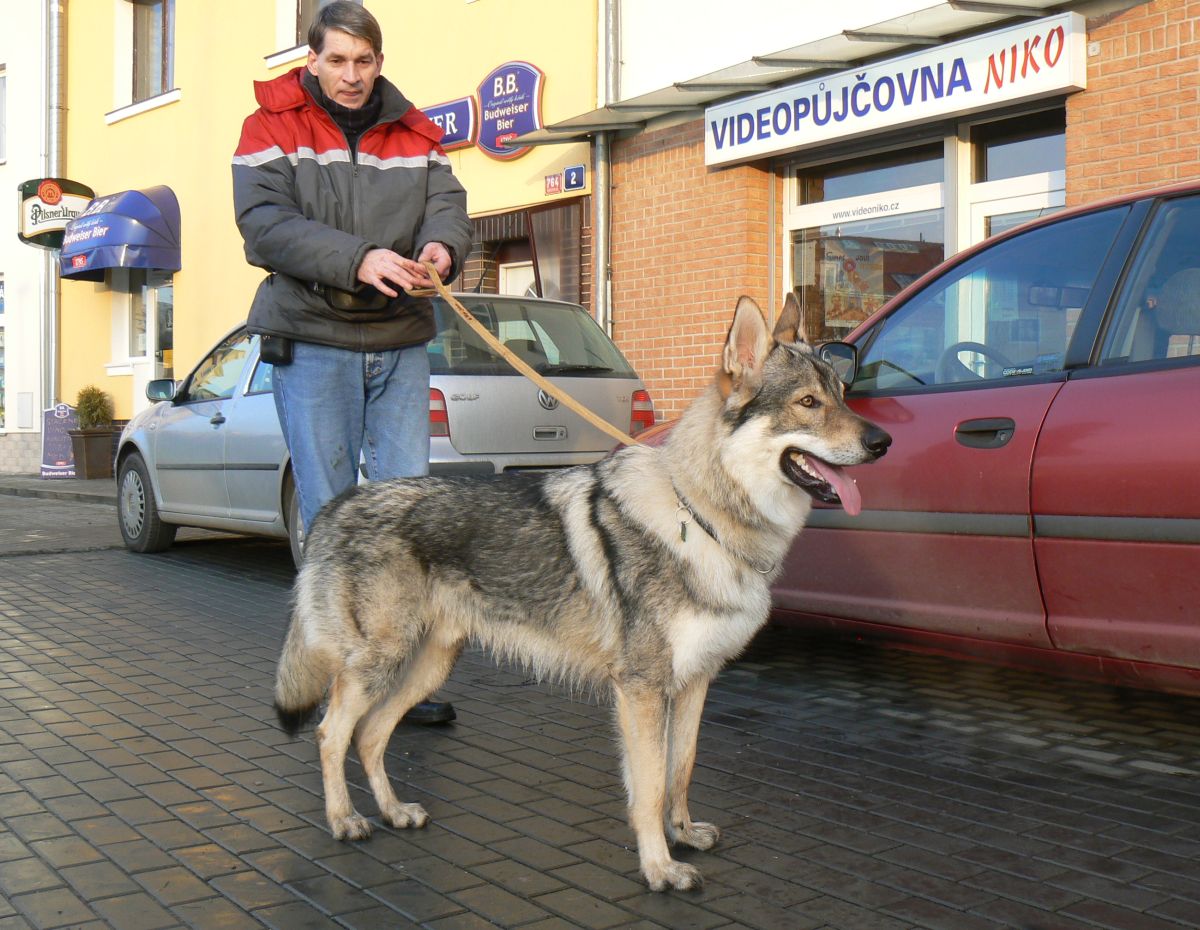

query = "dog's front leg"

[666,677,720,852]
[614,683,702,891]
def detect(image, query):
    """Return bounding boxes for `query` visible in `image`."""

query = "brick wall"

[1069,0,1200,204]
[610,120,773,420]
[0,433,43,474]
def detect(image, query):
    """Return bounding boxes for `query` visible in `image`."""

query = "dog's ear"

[772,291,812,352]
[719,296,771,398]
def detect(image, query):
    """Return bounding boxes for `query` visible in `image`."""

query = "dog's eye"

[798,395,819,408]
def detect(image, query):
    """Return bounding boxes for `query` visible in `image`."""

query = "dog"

[274,293,891,891]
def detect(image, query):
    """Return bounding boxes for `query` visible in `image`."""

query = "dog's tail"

[274,609,335,737]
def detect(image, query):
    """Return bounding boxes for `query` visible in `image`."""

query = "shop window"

[124,270,174,377]
[972,110,1065,184]
[131,0,175,103]
[797,145,942,206]
[790,146,946,341]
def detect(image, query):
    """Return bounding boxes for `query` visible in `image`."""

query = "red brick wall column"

[1069,0,1200,204]
[609,120,774,420]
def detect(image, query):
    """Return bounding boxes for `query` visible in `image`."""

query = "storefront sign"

[477,61,545,159]
[41,405,78,479]
[425,96,477,151]
[788,182,944,230]
[705,12,1085,166]
[17,178,96,250]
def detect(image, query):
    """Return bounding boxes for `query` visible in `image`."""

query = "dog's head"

[717,293,891,515]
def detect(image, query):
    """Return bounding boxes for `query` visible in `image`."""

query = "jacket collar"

[253,66,439,141]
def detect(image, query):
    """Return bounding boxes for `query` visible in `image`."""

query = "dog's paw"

[331,812,372,841]
[643,859,703,892]
[380,802,429,830]
[670,820,721,850]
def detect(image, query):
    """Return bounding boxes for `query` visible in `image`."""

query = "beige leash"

[413,262,641,448]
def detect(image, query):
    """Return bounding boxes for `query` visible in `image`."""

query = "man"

[233,1,472,724]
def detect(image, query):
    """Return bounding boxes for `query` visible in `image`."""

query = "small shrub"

[75,385,114,430]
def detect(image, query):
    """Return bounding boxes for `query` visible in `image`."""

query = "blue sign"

[59,185,181,282]
[477,62,544,160]
[424,97,476,151]
[41,405,78,479]
[563,164,586,192]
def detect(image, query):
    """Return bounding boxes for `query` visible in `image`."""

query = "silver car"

[116,293,654,564]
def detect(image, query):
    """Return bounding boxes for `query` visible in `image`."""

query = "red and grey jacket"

[232,67,472,351]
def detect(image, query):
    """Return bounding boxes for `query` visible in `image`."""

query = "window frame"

[131,0,175,105]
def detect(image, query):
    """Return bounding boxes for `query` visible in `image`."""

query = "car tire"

[117,451,177,553]
[285,476,304,568]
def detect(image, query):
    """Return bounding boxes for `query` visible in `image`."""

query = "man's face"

[307,30,382,109]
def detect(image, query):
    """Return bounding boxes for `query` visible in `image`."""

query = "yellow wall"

[61,0,597,419]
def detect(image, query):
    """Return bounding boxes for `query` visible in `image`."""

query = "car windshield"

[428,297,636,378]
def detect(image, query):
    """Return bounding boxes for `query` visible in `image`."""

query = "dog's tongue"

[807,456,862,517]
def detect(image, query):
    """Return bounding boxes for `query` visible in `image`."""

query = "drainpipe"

[594,0,619,335]
[44,0,67,408]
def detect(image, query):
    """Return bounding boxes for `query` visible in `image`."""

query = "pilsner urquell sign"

[18,178,95,250]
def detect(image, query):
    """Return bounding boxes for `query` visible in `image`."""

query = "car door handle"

[210,413,226,426]
[956,417,1015,449]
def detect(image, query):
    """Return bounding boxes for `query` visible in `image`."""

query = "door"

[154,330,254,517]
[1035,193,1200,668]
[775,204,1133,647]
[224,351,289,524]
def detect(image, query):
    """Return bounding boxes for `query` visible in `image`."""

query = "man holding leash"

[233,1,472,724]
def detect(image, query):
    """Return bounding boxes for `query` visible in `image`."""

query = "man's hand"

[356,248,432,297]
[415,242,452,284]
[356,244,452,296]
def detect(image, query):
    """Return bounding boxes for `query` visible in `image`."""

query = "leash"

[413,262,641,448]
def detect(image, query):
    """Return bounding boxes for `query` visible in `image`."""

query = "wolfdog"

[274,293,891,890]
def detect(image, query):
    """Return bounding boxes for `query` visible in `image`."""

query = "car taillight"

[429,388,449,438]
[630,389,655,436]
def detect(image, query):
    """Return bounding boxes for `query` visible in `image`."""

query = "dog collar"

[673,484,775,576]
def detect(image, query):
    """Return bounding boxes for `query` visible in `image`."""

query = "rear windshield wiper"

[538,363,614,374]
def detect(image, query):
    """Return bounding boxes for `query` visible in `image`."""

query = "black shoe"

[402,700,456,725]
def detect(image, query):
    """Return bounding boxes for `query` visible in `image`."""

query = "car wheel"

[117,452,177,553]
[285,476,305,568]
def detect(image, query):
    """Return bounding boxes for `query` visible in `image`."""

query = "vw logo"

[537,390,560,411]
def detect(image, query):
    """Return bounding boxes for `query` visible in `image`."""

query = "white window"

[132,0,174,102]
[109,1,180,121]
[271,0,361,64]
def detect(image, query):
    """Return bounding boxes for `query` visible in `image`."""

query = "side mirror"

[146,379,177,402]
[818,342,858,387]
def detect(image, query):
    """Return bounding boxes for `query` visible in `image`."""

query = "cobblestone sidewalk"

[2,538,1200,929]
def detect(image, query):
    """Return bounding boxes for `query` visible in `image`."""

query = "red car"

[659,181,1200,695]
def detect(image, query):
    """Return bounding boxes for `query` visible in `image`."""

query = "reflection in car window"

[182,331,253,402]
[1102,195,1200,366]
[852,207,1128,392]
[247,357,274,395]
[426,298,635,377]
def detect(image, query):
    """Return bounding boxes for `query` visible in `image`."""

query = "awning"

[508,0,1060,147]
[59,185,181,281]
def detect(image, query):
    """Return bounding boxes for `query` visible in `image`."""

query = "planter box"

[68,428,116,479]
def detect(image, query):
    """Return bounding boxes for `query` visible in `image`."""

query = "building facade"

[523,0,1194,420]
[51,0,599,432]
[0,1,59,471]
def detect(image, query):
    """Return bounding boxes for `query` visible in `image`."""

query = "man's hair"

[308,1,383,56]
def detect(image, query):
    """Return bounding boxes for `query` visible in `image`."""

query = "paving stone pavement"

[1,503,1200,928]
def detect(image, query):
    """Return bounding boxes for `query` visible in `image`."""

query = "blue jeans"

[273,341,430,530]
